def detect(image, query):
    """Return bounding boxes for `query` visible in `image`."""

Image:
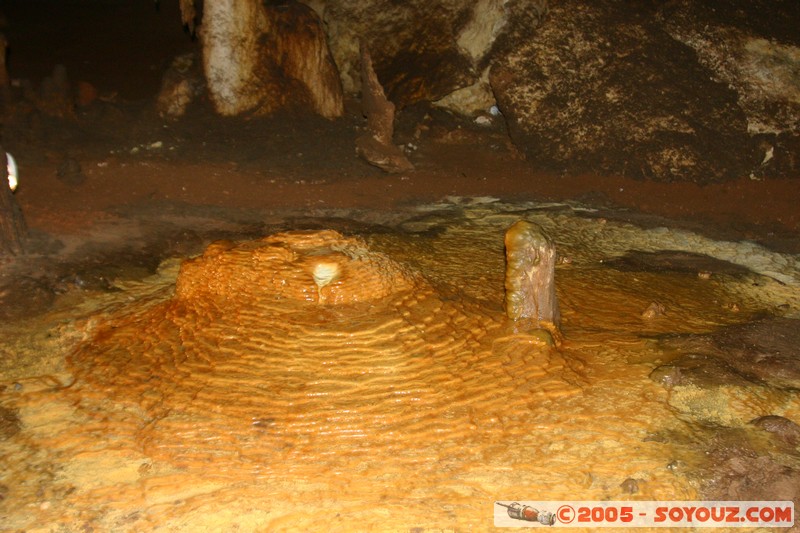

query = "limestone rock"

[322,0,481,107]
[702,449,800,507]
[489,1,756,183]
[200,0,343,119]
[657,0,800,178]
[56,157,86,187]
[655,317,800,391]
[750,415,800,448]
[75,81,98,108]
[432,69,496,116]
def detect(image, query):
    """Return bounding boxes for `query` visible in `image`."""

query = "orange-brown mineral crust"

[66,230,573,481]
[174,230,417,305]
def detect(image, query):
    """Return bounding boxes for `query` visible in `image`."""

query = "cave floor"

[9,98,800,257]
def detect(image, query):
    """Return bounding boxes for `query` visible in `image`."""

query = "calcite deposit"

[503,220,559,327]
[174,230,418,305]
[4,207,800,530]
[66,230,579,478]
[200,0,343,118]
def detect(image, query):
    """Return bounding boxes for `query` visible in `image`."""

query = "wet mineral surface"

[1,200,798,531]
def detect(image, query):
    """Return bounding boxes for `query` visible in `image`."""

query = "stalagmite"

[156,53,202,119]
[38,65,75,119]
[355,42,414,173]
[504,220,559,328]
[0,147,26,255]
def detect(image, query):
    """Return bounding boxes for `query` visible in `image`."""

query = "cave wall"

[321,0,532,110]
[658,0,800,179]
[192,0,799,182]
[489,1,756,183]
[311,0,799,182]
[200,0,343,118]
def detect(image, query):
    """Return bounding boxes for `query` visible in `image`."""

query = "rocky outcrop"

[191,0,799,182]
[323,0,519,109]
[657,0,800,179]
[489,1,757,183]
[38,64,75,120]
[200,0,343,118]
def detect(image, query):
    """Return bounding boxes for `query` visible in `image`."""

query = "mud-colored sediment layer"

[1,204,798,531]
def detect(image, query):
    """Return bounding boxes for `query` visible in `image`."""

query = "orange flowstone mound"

[64,230,575,485]
[175,230,418,305]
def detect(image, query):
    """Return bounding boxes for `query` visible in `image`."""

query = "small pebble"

[620,478,639,494]
[750,415,800,446]
[666,460,682,472]
[641,302,666,320]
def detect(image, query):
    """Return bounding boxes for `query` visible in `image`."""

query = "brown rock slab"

[156,53,203,119]
[655,317,800,391]
[38,64,75,119]
[658,1,800,180]
[56,157,86,187]
[750,415,800,448]
[489,1,756,183]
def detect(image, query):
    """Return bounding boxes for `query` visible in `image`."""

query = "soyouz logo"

[494,501,795,528]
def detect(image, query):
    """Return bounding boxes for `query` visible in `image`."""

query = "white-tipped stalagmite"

[503,220,560,328]
[0,147,26,255]
[6,152,18,191]
[312,261,341,305]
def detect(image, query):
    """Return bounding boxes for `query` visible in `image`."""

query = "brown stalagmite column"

[504,220,559,328]
[0,148,26,255]
[355,42,414,173]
